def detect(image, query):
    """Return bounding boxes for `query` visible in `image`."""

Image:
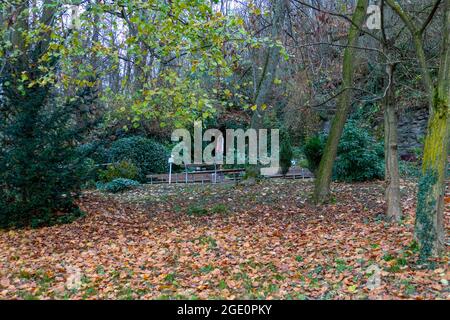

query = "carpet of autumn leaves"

[0,179,448,300]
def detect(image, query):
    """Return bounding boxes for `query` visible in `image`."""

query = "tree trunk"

[384,64,401,221]
[415,0,450,260]
[313,0,369,203]
[250,0,287,129]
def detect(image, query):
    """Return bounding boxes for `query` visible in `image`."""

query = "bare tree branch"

[290,0,384,44]
[419,0,442,35]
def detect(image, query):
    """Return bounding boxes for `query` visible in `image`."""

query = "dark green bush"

[108,136,169,181]
[333,121,384,182]
[303,135,326,174]
[98,160,139,182]
[302,121,384,182]
[279,129,293,176]
[0,18,99,228]
[96,178,140,193]
[75,143,109,187]
[0,88,89,228]
[78,157,98,188]
[76,142,108,164]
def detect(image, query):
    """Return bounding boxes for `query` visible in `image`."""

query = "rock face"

[319,105,429,159]
[398,107,429,156]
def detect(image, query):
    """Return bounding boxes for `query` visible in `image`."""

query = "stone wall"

[319,105,429,158]
[397,106,428,156]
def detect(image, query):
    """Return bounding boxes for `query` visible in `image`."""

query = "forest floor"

[0,179,448,300]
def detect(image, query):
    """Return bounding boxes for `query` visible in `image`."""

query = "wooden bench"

[147,168,245,184]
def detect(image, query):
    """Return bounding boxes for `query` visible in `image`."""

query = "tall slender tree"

[251,0,288,129]
[380,2,401,221]
[313,0,369,203]
[386,0,449,259]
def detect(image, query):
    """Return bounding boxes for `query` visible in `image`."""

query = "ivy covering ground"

[0,180,448,300]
